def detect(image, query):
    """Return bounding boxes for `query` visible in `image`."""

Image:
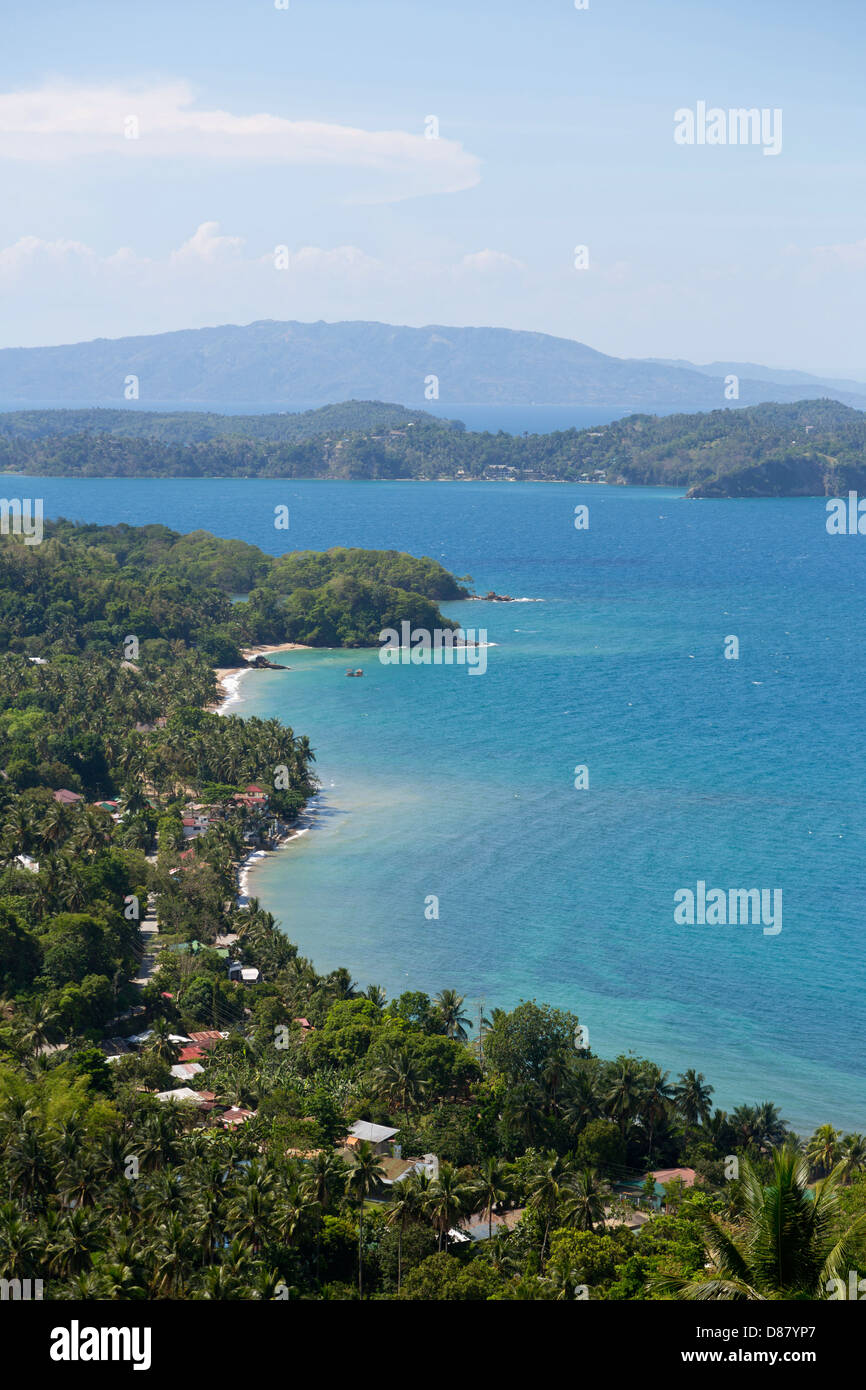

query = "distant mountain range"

[1,319,865,413]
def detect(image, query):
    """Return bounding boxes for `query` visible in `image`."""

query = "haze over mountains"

[1,320,864,414]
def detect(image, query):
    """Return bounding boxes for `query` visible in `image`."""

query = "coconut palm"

[640,1065,673,1163]
[426,1162,472,1254]
[372,1046,430,1112]
[435,989,470,1041]
[347,1141,386,1297]
[561,1066,602,1137]
[605,1058,643,1137]
[470,1156,512,1241]
[146,1017,181,1067]
[654,1146,866,1300]
[805,1124,842,1179]
[385,1171,425,1293]
[540,1046,571,1114]
[841,1133,866,1181]
[526,1153,577,1261]
[671,1069,714,1127]
[17,1000,60,1057]
[565,1166,609,1232]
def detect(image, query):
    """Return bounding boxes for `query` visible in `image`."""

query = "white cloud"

[806,237,866,270]
[459,249,525,274]
[0,81,480,200]
[0,234,98,278]
[170,222,245,265]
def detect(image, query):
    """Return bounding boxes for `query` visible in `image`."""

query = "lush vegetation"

[0,520,864,1303]
[2,398,865,495]
[0,523,466,663]
[3,937,866,1300]
[0,400,456,445]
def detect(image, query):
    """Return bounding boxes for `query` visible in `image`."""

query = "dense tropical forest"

[0,524,865,1302]
[1,398,865,495]
[0,522,466,663]
[0,399,456,445]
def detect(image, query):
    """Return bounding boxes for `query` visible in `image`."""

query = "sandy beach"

[211,641,312,714]
[236,796,319,904]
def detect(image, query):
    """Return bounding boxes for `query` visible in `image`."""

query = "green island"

[0,522,864,1301]
[2,398,866,497]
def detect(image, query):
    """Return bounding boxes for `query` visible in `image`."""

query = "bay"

[25,473,866,1133]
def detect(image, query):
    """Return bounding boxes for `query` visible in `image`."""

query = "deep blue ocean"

[21,474,866,1133]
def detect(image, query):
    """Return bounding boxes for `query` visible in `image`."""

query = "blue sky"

[1,0,865,371]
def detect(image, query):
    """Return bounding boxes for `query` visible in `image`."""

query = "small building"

[222,1107,256,1128]
[170,1062,205,1081]
[156,1087,202,1104]
[187,1030,226,1049]
[53,788,83,805]
[346,1121,399,1155]
[240,967,260,985]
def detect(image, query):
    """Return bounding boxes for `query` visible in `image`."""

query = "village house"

[345,1120,399,1156]
[53,788,83,805]
[221,1107,256,1129]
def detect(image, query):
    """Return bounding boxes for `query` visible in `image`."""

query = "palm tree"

[606,1058,643,1138]
[540,1047,571,1115]
[427,1162,472,1254]
[308,1150,348,1213]
[470,1156,512,1242]
[561,1066,601,1138]
[226,1164,276,1254]
[385,1172,424,1293]
[435,989,470,1041]
[372,1047,430,1112]
[365,984,387,1009]
[805,1124,842,1179]
[671,1069,714,1127]
[565,1166,608,1232]
[17,1001,60,1057]
[640,1065,673,1163]
[503,1082,544,1147]
[146,1017,180,1067]
[841,1133,866,1181]
[347,1141,385,1298]
[655,1146,866,1299]
[526,1153,577,1261]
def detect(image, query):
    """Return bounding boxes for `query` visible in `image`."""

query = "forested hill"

[1,398,866,495]
[0,524,468,663]
[0,399,460,444]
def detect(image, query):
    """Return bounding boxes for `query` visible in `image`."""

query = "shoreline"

[211,641,312,715]
[236,794,320,905]
[209,642,322,902]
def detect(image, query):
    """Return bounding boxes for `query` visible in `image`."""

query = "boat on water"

[345,668,364,677]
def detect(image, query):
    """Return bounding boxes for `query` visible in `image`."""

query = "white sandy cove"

[212,642,311,715]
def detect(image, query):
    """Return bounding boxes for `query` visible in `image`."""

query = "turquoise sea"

[26,475,866,1133]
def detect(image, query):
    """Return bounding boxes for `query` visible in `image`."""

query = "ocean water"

[26,475,866,1133]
